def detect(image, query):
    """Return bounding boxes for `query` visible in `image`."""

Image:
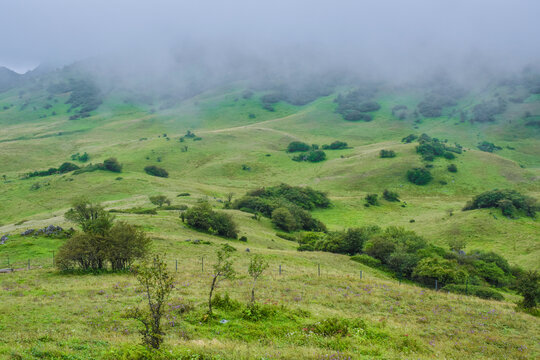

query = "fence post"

[435,280,438,291]
[52,251,54,266]
[279,264,282,276]
[360,270,363,280]
[175,259,178,272]
[7,255,9,266]
[201,257,204,273]
[28,259,30,270]
[465,278,468,295]
[318,263,320,277]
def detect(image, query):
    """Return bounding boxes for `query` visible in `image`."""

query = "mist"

[1,0,540,86]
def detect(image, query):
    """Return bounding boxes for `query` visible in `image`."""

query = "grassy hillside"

[0,69,539,359]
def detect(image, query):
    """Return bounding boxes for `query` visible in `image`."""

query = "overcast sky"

[1,0,539,78]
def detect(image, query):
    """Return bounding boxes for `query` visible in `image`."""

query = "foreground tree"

[248,254,268,304]
[128,255,174,350]
[64,197,114,235]
[208,245,236,315]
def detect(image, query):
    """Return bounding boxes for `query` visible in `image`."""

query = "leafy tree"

[515,270,540,309]
[149,195,171,208]
[208,245,236,315]
[211,212,239,239]
[128,255,174,349]
[184,202,238,238]
[306,150,326,162]
[107,222,151,271]
[248,255,268,303]
[65,197,114,236]
[407,168,433,185]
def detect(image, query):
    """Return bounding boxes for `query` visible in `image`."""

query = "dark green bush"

[463,189,537,218]
[184,202,238,239]
[103,157,123,173]
[383,189,400,202]
[477,141,502,153]
[322,141,348,150]
[144,165,169,178]
[447,164,458,173]
[351,254,382,268]
[379,149,396,158]
[407,168,433,185]
[287,141,311,153]
[365,194,379,206]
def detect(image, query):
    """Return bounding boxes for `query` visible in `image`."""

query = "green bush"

[272,207,298,232]
[365,193,379,206]
[379,149,396,158]
[407,168,433,185]
[144,165,169,178]
[463,189,537,218]
[322,141,348,150]
[351,254,382,268]
[383,189,400,202]
[103,157,123,172]
[447,164,458,173]
[184,202,238,239]
[442,284,504,301]
[287,141,311,153]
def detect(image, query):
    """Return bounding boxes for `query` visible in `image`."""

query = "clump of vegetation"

[287,141,311,153]
[335,87,379,121]
[364,194,379,206]
[379,149,396,158]
[463,189,537,218]
[184,202,238,238]
[71,152,89,162]
[401,134,418,143]
[149,195,171,208]
[416,83,464,117]
[442,284,504,301]
[415,133,461,161]
[25,162,80,178]
[383,189,400,202]
[322,141,348,150]
[127,254,174,350]
[477,141,502,153]
[71,158,123,175]
[407,168,433,185]
[392,105,408,119]
[292,150,327,163]
[233,184,329,232]
[49,79,102,116]
[447,164,458,173]
[471,98,506,122]
[56,198,150,271]
[515,270,540,310]
[144,165,169,178]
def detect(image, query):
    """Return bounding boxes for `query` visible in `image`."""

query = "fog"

[1,0,540,85]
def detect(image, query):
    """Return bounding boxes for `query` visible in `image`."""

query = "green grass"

[0,79,539,359]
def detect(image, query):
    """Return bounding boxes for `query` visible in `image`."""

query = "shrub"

[208,245,236,315]
[443,152,456,160]
[306,317,350,337]
[463,189,537,218]
[306,150,326,162]
[443,284,504,301]
[401,134,418,143]
[144,165,169,178]
[447,164,458,173]
[248,254,269,303]
[184,202,238,238]
[287,141,311,153]
[107,222,151,271]
[412,257,468,286]
[351,254,382,268]
[477,141,502,153]
[365,194,379,206]
[103,158,123,173]
[383,189,400,202]
[272,207,298,232]
[407,168,433,185]
[364,236,396,263]
[322,141,348,150]
[58,162,80,173]
[380,149,396,158]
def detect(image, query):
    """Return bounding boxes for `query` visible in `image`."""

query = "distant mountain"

[0,66,23,93]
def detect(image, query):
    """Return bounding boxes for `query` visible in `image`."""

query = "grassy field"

[0,78,539,359]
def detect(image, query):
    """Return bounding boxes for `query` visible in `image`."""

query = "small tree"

[383,189,400,202]
[248,254,268,304]
[516,270,540,309]
[128,254,174,350]
[208,245,236,315]
[103,157,123,172]
[448,238,467,253]
[149,195,171,208]
[64,197,114,236]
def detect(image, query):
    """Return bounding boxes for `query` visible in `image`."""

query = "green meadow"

[0,77,539,359]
